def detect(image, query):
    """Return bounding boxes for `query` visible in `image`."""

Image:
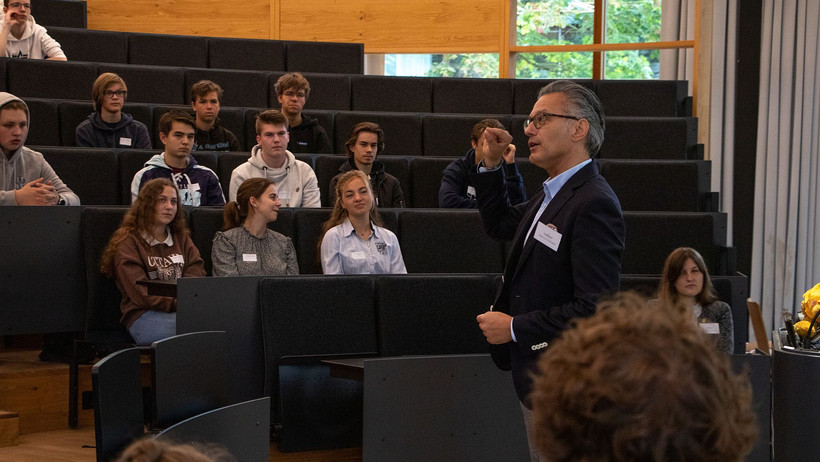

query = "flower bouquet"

[793,282,820,348]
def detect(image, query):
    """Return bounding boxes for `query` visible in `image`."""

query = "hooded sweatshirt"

[131,153,225,206]
[229,146,321,207]
[288,114,333,154]
[75,112,152,149]
[1,15,65,59]
[0,92,80,205]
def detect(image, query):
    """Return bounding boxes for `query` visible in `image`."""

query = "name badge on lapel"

[534,222,562,251]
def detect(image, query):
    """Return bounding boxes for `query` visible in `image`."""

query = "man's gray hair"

[538,81,605,156]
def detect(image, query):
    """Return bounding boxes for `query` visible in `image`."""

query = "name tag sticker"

[351,251,366,260]
[190,183,201,192]
[119,137,132,146]
[170,255,185,264]
[466,186,476,197]
[700,322,720,334]
[242,253,258,262]
[279,191,290,200]
[534,222,562,251]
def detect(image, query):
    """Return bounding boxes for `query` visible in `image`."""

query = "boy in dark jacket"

[76,73,151,149]
[274,72,332,154]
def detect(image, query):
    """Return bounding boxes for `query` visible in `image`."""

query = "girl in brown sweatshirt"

[100,178,205,345]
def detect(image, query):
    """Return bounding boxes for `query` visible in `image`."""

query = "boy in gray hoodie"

[0,92,79,205]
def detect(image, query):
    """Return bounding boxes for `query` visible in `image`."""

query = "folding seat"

[601,159,714,211]
[128,32,208,68]
[409,156,453,208]
[208,36,286,71]
[333,112,422,156]
[511,78,594,114]
[259,275,376,451]
[38,146,119,205]
[29,0,87,28]
[432,77,514,114]
[285,41,364,74]
[99,64,186,106]
[422,113,511,157]
[594,79,689,117]
[184,68,270,108]
[622,211,734,275]
[350,75,433,112]
[7,59,96,100]
[599,116,699,160]
[375,274,495,356]
[22,97,60,146]
[216,151,250,198]
[47,27,127,63]
[397,209,505,273]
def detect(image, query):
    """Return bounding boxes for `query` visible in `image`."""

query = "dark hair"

[538,80,605,156]
[222,177,275,231]
[317,170,383,256]
[345,122,385,158]
[470,119,505,144]
[273,72,311,99]
[530,292,757,462]
[100,178,188,277]
[658,246,718,306]
[255,109,288,135]
[190,80,223,103]
[158,110,196,136]
[92,73,127,112]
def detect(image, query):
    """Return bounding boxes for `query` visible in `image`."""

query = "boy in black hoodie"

[274,72,332,154]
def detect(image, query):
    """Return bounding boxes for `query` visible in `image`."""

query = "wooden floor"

[0,346,362,461]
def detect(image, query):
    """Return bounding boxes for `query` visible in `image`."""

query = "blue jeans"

[128,310,176,346]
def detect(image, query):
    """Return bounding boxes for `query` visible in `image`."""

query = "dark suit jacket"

[472,160,626,404]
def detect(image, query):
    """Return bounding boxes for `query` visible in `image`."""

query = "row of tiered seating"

[0,59,690,116]
[24,97,701,159]
[36,147,716,211]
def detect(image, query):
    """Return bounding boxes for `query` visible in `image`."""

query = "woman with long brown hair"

[211,177,298,276]
[656,247,734,353]
[100,177,205,345]
[319,170,406,274]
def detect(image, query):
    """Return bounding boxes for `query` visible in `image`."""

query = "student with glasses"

[273,72,333,154]
[0,1,66,60]
[76,73,152,149]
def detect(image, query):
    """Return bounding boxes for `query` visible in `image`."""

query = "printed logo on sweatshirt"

[147,254,184,280]
[11,50,28,59]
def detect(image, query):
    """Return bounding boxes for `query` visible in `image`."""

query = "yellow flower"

[795,320,818,338]
[801,283,820,319]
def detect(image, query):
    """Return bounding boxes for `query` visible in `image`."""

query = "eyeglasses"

[524,111,581,130]
[282,91,306,99]
[103,90,128,98]
[9,2,31,9]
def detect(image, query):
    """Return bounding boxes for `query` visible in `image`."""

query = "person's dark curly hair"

[529,291,757,462]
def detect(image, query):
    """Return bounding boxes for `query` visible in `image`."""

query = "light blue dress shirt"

[320,218,407,275]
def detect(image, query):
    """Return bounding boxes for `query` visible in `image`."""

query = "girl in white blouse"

[319,170,406,274]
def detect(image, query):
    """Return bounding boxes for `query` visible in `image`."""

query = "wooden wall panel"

[83,0,504,53]
[84,0,271,39]
[278,0,503,53]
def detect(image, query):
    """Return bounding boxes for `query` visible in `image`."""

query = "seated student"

[0,92,79,205]
[319,170,406,275]
[100,178,206,346]
[530,292,757,462]
[439,118,525,208]
[654,246,734,353]
[131,110,225,207]
[274,72,332,154]
[329,122,404,208]
[189,80,241,152]
[76,73,152,149]
[0,1,65,60]
[229,109,320,207]
[212,177,299,276]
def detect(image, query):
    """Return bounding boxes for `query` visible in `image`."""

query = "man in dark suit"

[473,80,626,461]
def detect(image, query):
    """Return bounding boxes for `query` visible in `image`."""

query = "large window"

[382,0,665,79]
